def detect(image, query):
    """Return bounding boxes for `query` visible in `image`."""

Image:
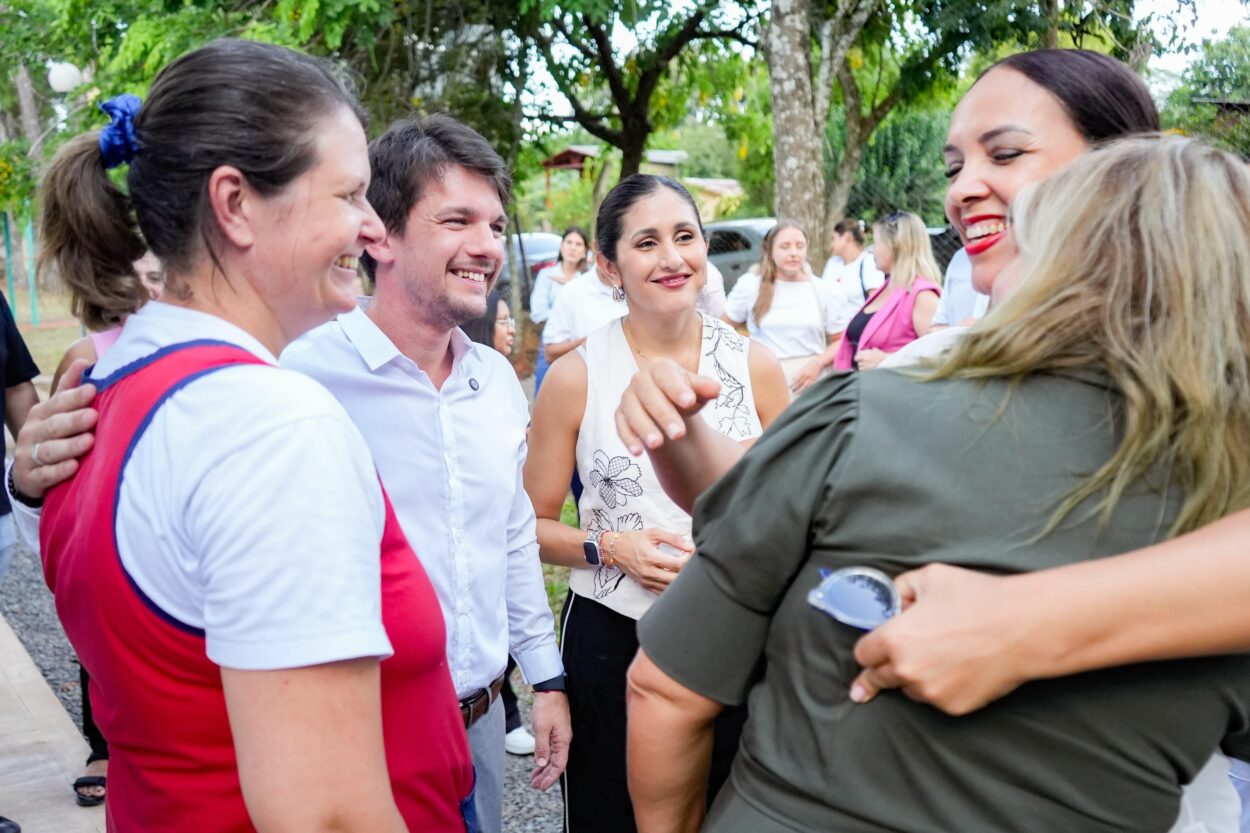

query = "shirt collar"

[337,299,478,375]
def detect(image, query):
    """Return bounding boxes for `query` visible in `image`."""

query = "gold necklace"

[624,316,702,370]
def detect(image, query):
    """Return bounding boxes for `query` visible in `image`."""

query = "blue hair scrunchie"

[98,94,142,169]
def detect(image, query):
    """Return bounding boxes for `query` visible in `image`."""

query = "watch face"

[583,538,601,566]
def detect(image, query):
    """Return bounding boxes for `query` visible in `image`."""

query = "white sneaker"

[505,726,536,756]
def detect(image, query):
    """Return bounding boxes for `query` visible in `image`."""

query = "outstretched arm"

[852,508,1250,715]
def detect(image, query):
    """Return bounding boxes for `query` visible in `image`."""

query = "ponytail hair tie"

[98,94,143,169]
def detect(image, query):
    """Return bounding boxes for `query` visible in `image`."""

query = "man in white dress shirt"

[283,116,569,833]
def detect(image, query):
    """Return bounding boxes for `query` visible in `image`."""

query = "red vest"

[41,341,474,832]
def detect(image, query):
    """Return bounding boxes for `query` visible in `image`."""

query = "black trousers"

[559,591,746,833]
[80,663,109,764]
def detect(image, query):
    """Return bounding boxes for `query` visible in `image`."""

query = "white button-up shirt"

[282,302,563,699]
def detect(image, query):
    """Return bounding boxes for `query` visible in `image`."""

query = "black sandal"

[72,775,106,807]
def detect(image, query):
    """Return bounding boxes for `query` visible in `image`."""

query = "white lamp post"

[47,62,83,94]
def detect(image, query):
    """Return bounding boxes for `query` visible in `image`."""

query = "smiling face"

[249,106,384,339]
[560,231,588,267]
[600,187,707,315]
[944,67,1088,294]
[374,164,507,329]
[769,226,808,280]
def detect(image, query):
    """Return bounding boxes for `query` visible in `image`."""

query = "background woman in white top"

[723,222,843,395]
[525,174,787,833]
[821,218,885,318]
[530,226,589,391]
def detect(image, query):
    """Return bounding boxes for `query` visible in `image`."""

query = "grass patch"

[20,324,80,382]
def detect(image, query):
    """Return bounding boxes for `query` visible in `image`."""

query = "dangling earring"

[611,284,626,303]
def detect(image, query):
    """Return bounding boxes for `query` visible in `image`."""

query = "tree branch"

[532,29,625,146]
[583,13,633,111]
[687,28,757,48]
[550,13,598,65]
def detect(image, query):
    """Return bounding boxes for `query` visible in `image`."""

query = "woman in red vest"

[31,39,473,832]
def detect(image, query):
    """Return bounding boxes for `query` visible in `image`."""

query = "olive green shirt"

[639,369,1250,833]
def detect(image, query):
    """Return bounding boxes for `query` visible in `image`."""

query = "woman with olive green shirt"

[626,137,1250,833]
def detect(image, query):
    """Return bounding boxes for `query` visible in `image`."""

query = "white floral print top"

[570,314,762,620]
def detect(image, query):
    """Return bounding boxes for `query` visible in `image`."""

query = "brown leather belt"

[459,671,507,730]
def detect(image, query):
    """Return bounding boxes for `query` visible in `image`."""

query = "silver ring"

[31,442,45,467]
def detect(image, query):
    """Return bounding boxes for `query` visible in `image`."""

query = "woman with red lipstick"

[723,222,843,394]
[831,210,941,371]
[525,174,788,833]
[627,133,1250,833]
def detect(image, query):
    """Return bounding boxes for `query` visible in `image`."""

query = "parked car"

[705,218,775,293]
[497,232,563,309]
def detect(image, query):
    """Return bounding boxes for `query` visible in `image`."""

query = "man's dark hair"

[362,115,512,278]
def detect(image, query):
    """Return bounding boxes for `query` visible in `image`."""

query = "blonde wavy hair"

[871,211,941,291]
[932,135,1250,535]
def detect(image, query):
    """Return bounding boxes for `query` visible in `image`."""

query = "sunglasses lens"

[808,567,900,630]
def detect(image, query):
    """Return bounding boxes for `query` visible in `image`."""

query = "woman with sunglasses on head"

[628,133,1250,833]
[722,222,844,395]
[832,210,942,372]
[524,174,789,833]
[24,39,472,832]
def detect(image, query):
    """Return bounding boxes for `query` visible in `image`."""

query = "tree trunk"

[619,137,646,180]
[823,144,863,236]
[764,0,825,270]
[1043,0,1060,49]
[824,105,870,240]
[15,63,41,151]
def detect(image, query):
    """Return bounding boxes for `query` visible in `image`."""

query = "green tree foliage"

[525,0,761,178]
[1163,26,1250,156]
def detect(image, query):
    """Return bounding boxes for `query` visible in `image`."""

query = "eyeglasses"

[495,317,516,330]
[807,566,901,630]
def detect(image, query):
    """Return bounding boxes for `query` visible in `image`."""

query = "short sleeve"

[724,273,759,324]
[542,286,577,344]
[817,280,850,334]
[638,372,860,704]
[0,299,38,386]
[183,398,392,671]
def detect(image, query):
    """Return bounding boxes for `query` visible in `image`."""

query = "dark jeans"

[559,591,745,833]
[80,663,109,764]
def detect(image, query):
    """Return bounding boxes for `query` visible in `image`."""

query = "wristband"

[532,674,566,692]
[7,465,42,509]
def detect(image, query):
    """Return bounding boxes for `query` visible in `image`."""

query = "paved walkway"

[0,613,103,833]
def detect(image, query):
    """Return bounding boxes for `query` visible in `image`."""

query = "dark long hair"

[595,175,703,263]
[982,50,1160,143]
[39,39,364,321]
